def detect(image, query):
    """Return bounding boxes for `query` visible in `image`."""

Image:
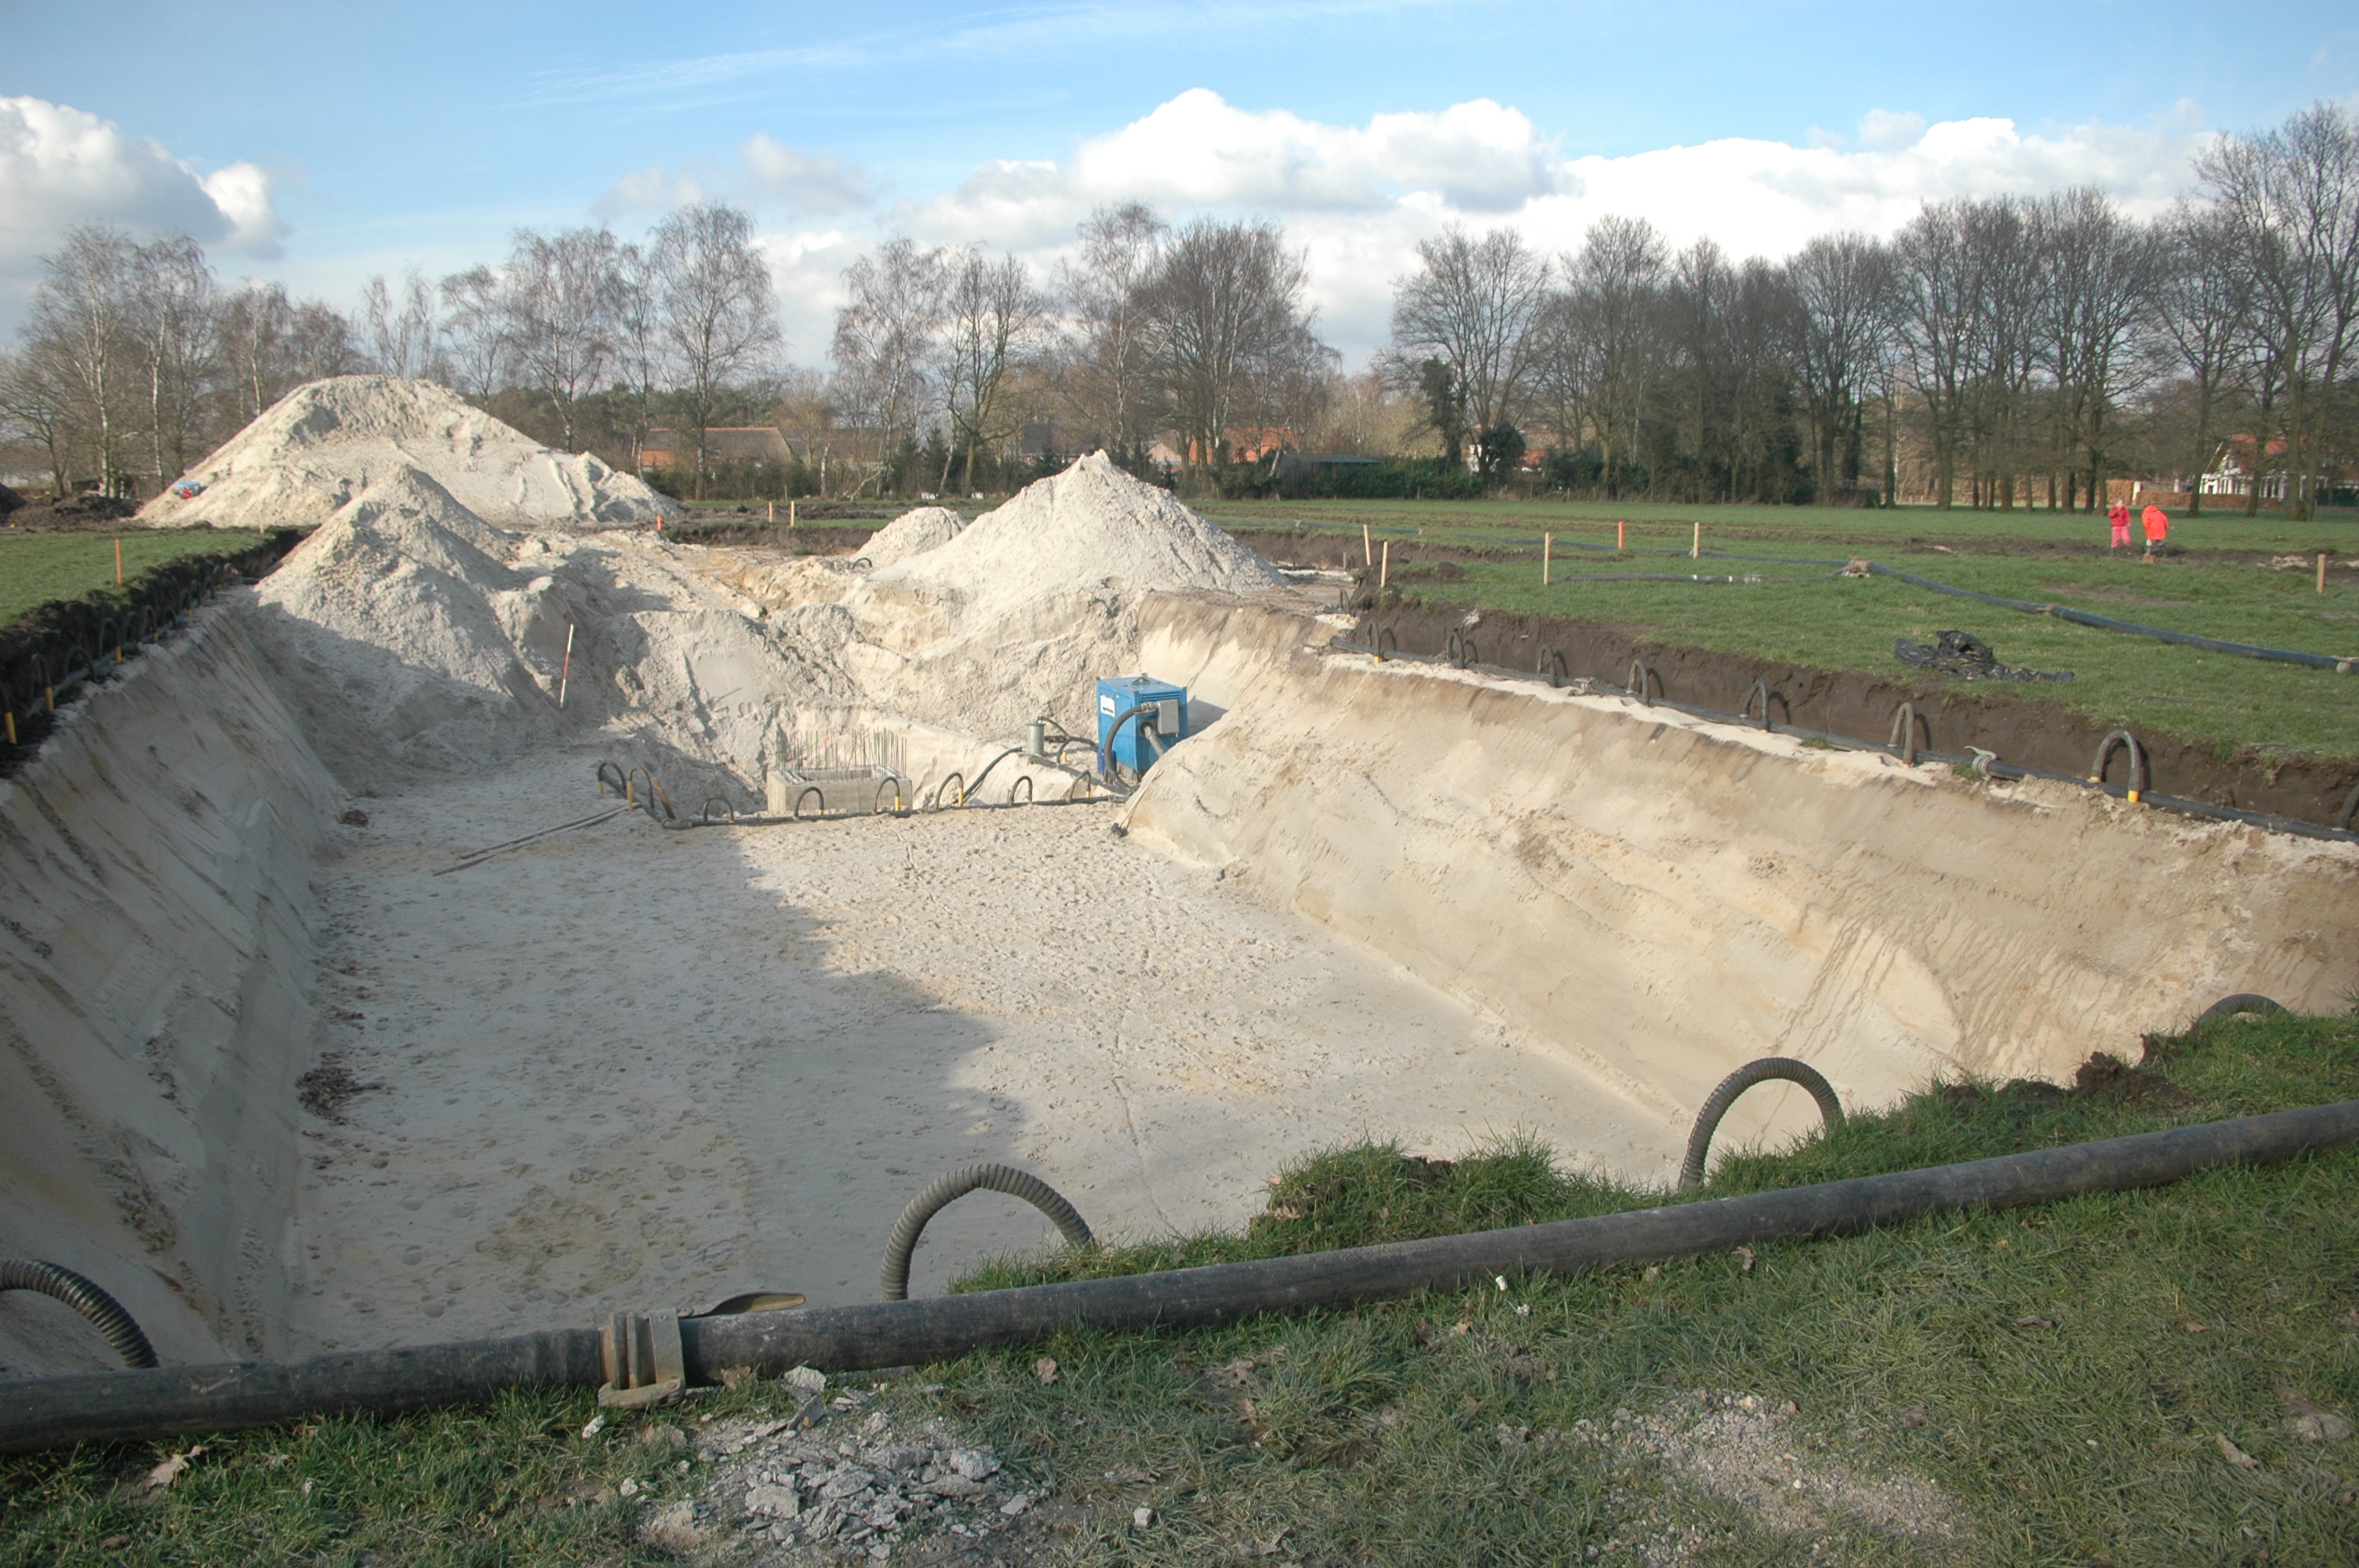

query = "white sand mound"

[247,464,845,788]
[138,376,666,532]
[864,453,1282,619]
[857,505,966,568]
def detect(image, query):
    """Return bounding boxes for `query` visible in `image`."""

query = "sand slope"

[137,376,666,532]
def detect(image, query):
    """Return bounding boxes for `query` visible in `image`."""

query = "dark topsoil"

[1219,535,2359,829]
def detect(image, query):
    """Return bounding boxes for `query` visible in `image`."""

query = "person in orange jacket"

[2141,502,2169,561]
[2108,499,2132,550]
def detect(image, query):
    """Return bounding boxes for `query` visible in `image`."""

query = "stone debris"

[639,1388,1052,1563]
[1570,1390,1961,1554]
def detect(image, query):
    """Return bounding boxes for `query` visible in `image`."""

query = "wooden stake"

[558,621,576,710]
[5,710,14,746]
[2320,552,2329,595]
[1543,532,1552,586]
[1362,522,1374,569]
[790,499,798,528]
[1692,521,1701,559]
[768,500,776,523]
[1379,539,1390,589]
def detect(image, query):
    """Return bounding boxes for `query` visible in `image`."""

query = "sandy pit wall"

[1129,594,2359,1156]
[0,608,336,1374]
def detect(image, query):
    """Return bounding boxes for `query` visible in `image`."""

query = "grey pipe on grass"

[5,1098,2355,1454]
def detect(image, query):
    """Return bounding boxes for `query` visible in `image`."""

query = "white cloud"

[865,90,2215,363]
[0,96,287,278]
[598,136,875,225]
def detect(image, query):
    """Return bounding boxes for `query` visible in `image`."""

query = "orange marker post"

[1616,519,1625,552]
[114,539,123,584]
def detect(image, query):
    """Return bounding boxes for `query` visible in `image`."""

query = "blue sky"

[4,0,2354,361]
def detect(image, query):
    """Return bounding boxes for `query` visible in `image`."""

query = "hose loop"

[874,775,909,815]
[594,760,627,797]
[1627,659,1661,706]
[1740,681,1787,731]
[0,1261,157,1368]
[1677,1058,1845,1191]
[2090,728,2148,802]
[1539,647,1568,688]
[1888,702,1921,766]
[1376,626,1398,656]
[2194,993,2288,1025]
[794,785,824,820]
[700,796,736,825]
[2335,782,2358,833]
[879,1164,1095,1301]
[1008,774,1034,805]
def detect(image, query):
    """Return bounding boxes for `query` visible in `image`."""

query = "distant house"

[2202,435,2291,503]
[642,426,798,469]
[1181,427,1295,465]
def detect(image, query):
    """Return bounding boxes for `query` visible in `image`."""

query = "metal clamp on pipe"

[598,1308,685,1409]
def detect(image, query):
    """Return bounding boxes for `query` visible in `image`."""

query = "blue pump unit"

[1096,675,1188,775]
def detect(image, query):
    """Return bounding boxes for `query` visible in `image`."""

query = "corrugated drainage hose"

[879,1164,1095,1301]
[1679,1058,1846,1190]
[2196,993,2288,1024]
[5,1099,2356,1452]
[1,1261,157,1369]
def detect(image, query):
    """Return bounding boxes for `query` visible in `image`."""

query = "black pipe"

[4,1100,2354,1454]
[1,1261,157,1368]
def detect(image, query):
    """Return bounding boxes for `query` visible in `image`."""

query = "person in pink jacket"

[2108,500,2132,550]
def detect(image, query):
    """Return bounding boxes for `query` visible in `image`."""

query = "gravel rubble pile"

[633,1374,1057,1564]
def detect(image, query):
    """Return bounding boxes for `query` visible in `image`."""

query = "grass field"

[1204,497,2359,554]
[1205,501,2359,762]
[0,530,273,628]
[7,1013,2353,1566]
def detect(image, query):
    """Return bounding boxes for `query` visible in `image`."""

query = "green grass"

[1204,496,2359,554]
[8,1016,2355,1566]
[1405,551,2359,760]
[0,531,271,629]
[1198,500,2359,760]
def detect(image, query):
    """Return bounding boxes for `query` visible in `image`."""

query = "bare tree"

[438,265,511,399]
[832,238,947,495]
[1784,233,1892,498]
[938,250,1046,492]
[129,234,220,485]
[360,269,438,378]
[219,281,293,422]
[1553,216,1670,495]
[2034,187,2154,510]
[1893,201,1981,508]
[611,241,663,473]
[289,299,365,383]
[1387,224,1549,438]
[653,202,781,498]
[504,227,621,449]
[2150,201,2255,514]
[0,345,77,496]
[26,224,139,492]
[2201,102,2359,519]
[1055,202,1165,456]
[1136,217,1332,489]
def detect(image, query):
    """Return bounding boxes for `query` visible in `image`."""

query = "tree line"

[4,100,2349,515]
[1387,100,2359,517]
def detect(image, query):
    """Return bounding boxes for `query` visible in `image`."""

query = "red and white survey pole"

[558,620,576,710]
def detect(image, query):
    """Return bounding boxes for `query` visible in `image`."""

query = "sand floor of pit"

[289,749,1678,1349]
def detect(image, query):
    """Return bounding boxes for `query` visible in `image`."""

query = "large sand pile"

[249,466,842,789]
[865,452,1284,617]
[138,376,666,532]
[857,504,965,567]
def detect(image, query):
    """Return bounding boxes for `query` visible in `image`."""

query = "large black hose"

[878,1164,1095,1301]
[4,1099,2354,1453]
[1677,1059,1845,1190]
[1,1261,157,1369]
[1867,563,2358,673]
